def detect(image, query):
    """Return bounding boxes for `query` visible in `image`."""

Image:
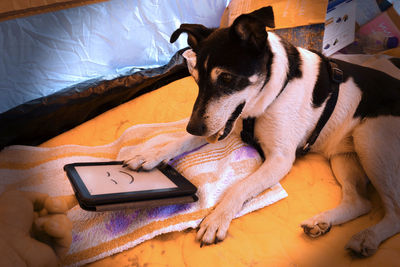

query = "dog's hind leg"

[301,152,371,237]
[345,116,400,257]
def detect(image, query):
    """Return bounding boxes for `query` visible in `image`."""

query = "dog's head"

[170,7,275,143]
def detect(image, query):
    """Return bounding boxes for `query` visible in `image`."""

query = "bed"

[40,74,400,266]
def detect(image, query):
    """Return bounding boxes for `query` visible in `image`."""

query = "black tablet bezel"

[80,194,199,211]
[64,161,197,207]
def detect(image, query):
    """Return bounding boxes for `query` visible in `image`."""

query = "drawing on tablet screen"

[107,170,134,184]
[75,165,177,195]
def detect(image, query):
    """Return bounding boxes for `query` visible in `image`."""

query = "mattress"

[39,76,400,266]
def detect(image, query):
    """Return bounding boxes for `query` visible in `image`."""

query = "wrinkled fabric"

[0,0,229,113]
[0,49,190,150]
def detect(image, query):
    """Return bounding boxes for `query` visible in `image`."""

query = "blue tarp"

[0,0,229,113]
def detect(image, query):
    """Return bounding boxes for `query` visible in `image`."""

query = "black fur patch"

[334,59,400,118]
[281,39,303,80]
[198,28,267,78]
[261,46,274,90]
[311,53,333,107]
[276,38,303,97]
[192,28,268,101]
[240,117,265,160]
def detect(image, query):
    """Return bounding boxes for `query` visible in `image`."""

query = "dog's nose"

[186,120,207,136]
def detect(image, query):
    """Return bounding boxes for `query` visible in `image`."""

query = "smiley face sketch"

[106,170,134,185]
[75,164,177,196]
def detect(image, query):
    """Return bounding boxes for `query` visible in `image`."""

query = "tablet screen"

[75,165,178,195]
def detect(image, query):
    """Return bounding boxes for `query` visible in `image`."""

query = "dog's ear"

[246,6,275,29]
[170,24,214,50]
[182,49,197,76]
[230,6,275,51]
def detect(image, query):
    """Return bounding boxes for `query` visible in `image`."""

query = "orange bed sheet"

[42,77,400,266]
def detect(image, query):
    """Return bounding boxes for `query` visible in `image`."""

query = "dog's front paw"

[345,229,378,257]
[196,209,233,246]
[301,218,332,238]
[123,153,170,171]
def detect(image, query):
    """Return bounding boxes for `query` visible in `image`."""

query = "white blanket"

[0,119,287,266]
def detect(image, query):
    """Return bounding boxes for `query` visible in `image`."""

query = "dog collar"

[296,60,343,157]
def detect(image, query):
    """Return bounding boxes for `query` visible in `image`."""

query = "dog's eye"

[218,72,234,85]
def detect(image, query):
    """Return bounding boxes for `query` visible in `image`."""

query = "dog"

[124,6,400,257]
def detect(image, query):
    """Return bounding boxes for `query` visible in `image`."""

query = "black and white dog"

[124,7,400,256]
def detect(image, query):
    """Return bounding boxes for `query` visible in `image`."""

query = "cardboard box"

[0,0,107,22]
[358,6,400,40]
[220,0,328,29]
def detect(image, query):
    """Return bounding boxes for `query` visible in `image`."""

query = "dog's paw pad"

[301,222,331,238]
[345,229,378,257]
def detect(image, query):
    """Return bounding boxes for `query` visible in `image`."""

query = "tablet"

[64,161,198,211]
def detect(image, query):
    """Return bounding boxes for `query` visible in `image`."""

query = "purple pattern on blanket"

[104,205,191,235]
[72,232,82,243]
[234,145,259,161]
[168,143,208,167]
[146,203,191,219]
[104,210,141,235]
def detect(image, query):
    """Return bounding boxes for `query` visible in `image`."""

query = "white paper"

[323,0,357,56]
